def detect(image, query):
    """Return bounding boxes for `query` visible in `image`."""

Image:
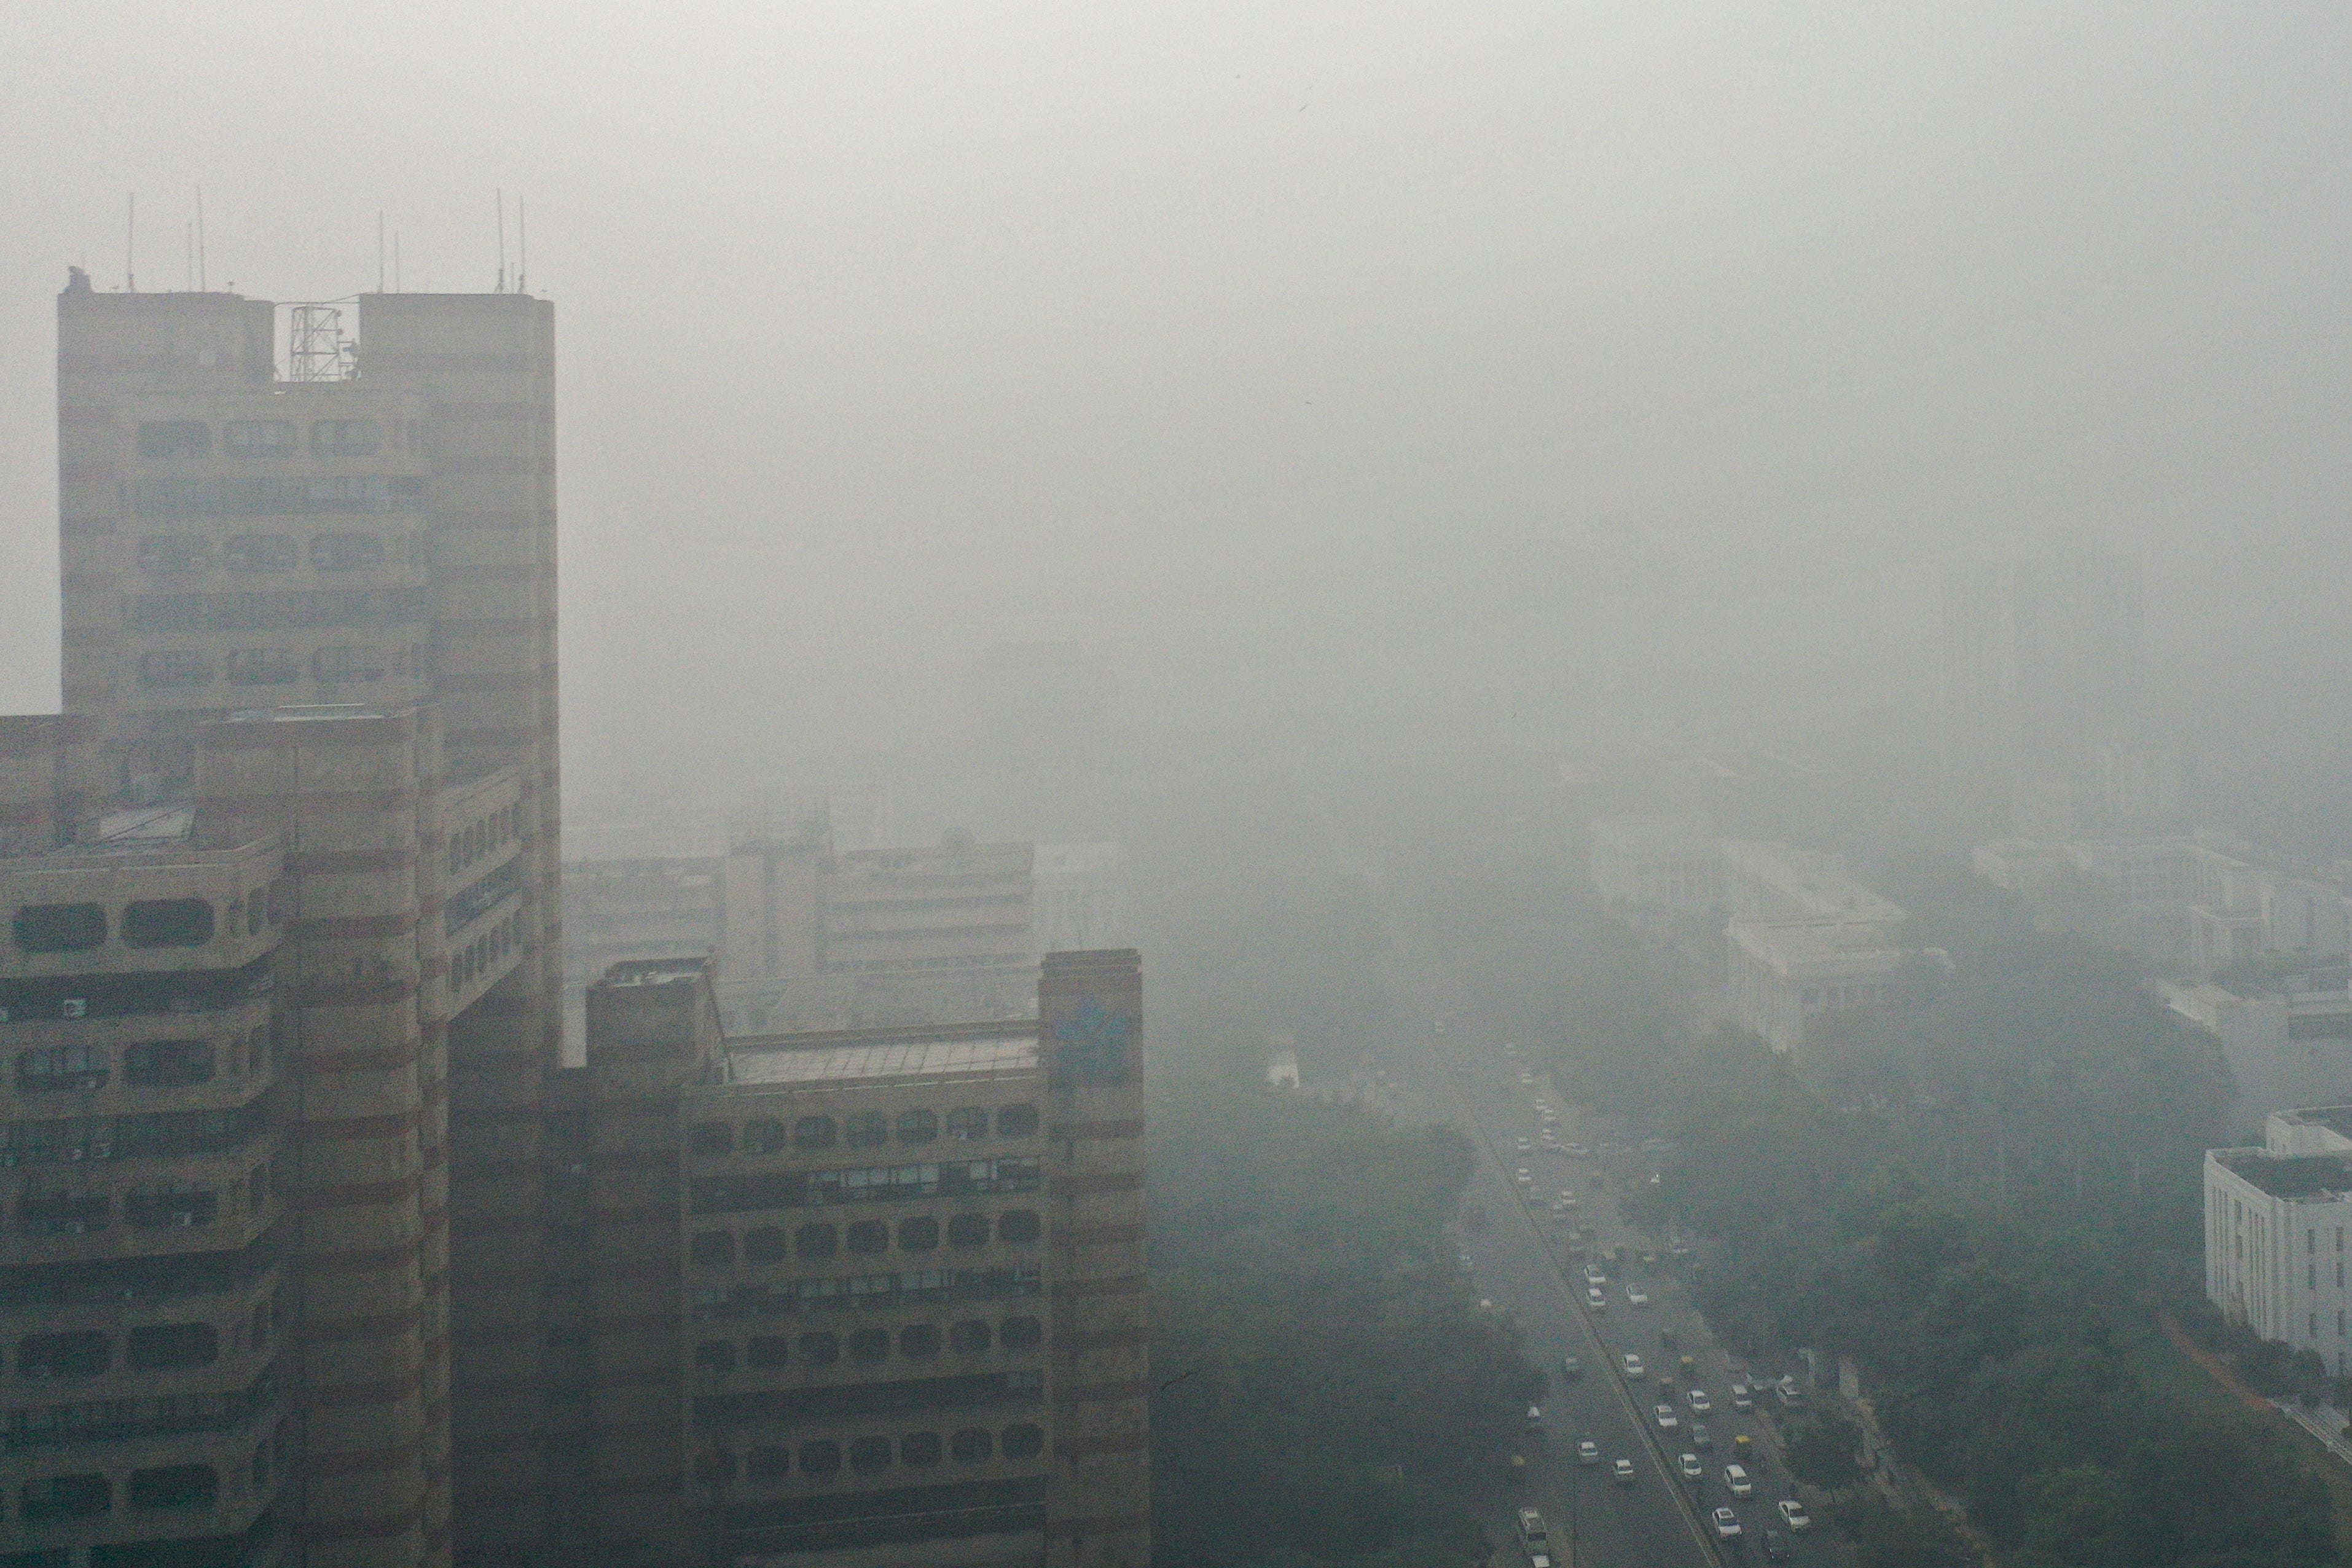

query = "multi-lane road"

[1357,1008,1836,1568]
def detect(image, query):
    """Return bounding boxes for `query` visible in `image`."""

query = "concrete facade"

[36,272,566,1566]
[2206,1108,2352,1374]
[549,951,1150,1568]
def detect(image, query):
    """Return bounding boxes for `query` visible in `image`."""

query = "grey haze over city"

[10,6,2352,1568]
[6,2,2351,831]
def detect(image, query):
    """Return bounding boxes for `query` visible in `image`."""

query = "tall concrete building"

[1940,531,2144,785]
[10,271,566,1566]
[562,950,1148,1568]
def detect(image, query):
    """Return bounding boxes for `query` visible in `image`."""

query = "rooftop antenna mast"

[195,188,206,292]
[495,188,506,293]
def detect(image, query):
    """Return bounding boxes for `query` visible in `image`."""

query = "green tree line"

[1148,1075,1541,1568]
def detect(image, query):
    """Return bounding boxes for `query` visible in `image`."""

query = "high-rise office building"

[2,271,565,1567]
[1940,530,2144,785]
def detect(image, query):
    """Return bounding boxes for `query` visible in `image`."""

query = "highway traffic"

[1362,1010,1838,1568]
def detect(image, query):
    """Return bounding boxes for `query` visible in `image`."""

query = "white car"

[1677,1452,1703,1480]
[1532,1099,1550,1112]
[1526,1404,1544,1430]
[1515,1137,1534,1154]
[1577,1440,1600,1466]
[1564,1142,1591,1158]
[1626,1284,1650,1307]
[1519,1073,1536,1086]
[1654,1404,1680,1430]
[1583,1263,1608,1285]
[1723,1464,1752,1498]
[1731,1381,1754,1411]
[1623,1354,1645,1378]
[1613,1458,1636,1485]
[1713,1507,1742,1540]
[1515,1168,1533,1186]
[1778,1500,1812,1532]
[1687,1387,1711,1413]
[1585,1287,1607,1311]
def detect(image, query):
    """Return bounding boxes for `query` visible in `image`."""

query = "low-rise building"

[1588,815,1719,919]
[2206,1107,2352,1373]
[1724,917,1931,1054]
[563,951,1150,1568]
[2165,976,2352,1133]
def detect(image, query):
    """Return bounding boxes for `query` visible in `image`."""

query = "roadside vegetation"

[1568,864,2345,1568]
[1147,1074,1541,1568]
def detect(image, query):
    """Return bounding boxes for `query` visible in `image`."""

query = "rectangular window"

[310,420,382,457]
[136,650,213,689]
[138,421,212,458]
[222,420,297,457]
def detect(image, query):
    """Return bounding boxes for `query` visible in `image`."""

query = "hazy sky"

[6,1,2350,804]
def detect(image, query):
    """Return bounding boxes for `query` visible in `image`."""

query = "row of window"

[691,1367,1043,1429]
[8,1368,275,1451]
[0,960,275,1027]
[451,911,522,995]
[137,643,423,690]
[137,418,412,460]
[694,1315,1040,1378]
[694,1422,1044,1486]
[450,806,522,878]
[128,586,430,634]
[690,1265,1043,1322]
[17,1460,242,1524]
[16,1161,276,1238]
[13,1034,267,1095]
[1800,982,1890,1010]
[14,1314,270,1379]
[691,1210,1038,1268]
[692,1105,1039,1158]
[136,531,400,576]
[448,859,522,938]
[1,1099,273,1168]
[12,898,247,958]
[135,474,426,515]
[688,1158,1042,1217]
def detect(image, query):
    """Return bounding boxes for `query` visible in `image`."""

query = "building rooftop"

[2213,1147,2352,1200]
[725,1032,1038,1088]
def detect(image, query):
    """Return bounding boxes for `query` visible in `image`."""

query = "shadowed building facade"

[562,951,1147,1568]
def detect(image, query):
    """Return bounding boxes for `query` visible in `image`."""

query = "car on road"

[1515,1168,1533,1186]
[1585,1287,1606,1311]
[1519,1073,1535,1086]
[1712,1507,1743,1541]
[1730,1381,1754,1411]
[1723,1464,1752,1498]
[1687,1387,1711,1413]
[1564,1142,1590,1157]
[1515,1137,1534,1153]
[1690,1421,1712,1450]
[1532,1099,1549,1111]
[1677,1452,1704,1480]
[1777,1499,1812,1532]
[1583,1262,1608,1285]
[1612,1459,1636,1486]
[1558,1191,1577,1207]
[1561,1354,1581,1380]
[1457,1250,1474,1272]
[1763,1528,1792,1560]
[1502,1041,1517,1054]
[1625,1283,1649,1307]
[1653,1404,1680,1430]
[1776,1379,1807,1409]
[1525,1405,1544,1430]
[1576,1440,1600,1466]
[1433,1020,1448,1035]
[1623,1354,1645,1378]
